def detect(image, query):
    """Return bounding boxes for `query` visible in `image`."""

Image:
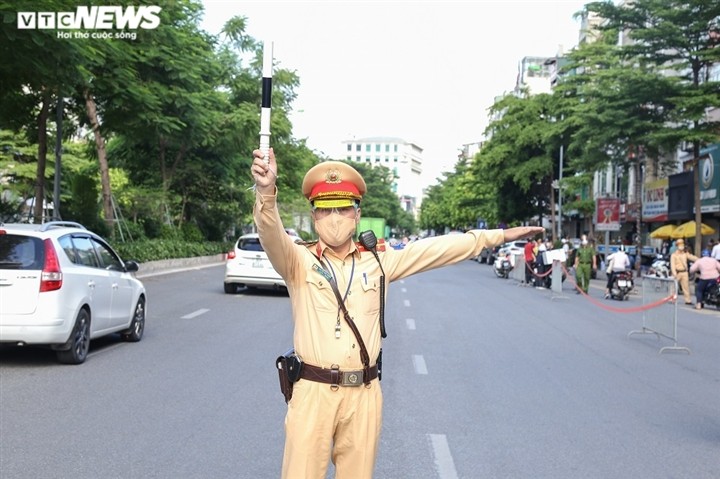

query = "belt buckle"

[341,370,363,386]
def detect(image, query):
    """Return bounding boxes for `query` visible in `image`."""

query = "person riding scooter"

[605,244,631,299]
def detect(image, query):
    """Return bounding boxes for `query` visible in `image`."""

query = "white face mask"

[314,213,357,248]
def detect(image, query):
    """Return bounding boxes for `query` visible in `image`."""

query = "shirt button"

[352,344,356,348]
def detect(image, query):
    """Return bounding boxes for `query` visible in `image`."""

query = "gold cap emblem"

[325,169,342,184]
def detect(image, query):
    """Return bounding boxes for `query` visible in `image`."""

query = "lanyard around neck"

[323,253,355,303]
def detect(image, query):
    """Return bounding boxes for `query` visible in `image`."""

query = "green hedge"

[114,240,233,263]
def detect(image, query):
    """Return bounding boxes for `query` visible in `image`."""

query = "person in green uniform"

[574,235,596,294]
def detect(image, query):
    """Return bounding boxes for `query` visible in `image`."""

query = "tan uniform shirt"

[254,191,504,369]
[670,250,697,276]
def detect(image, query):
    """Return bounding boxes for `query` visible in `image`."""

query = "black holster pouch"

[276,348,303,403]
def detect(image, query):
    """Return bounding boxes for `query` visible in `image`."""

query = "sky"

[200,0,589,188]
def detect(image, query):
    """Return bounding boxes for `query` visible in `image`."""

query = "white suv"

[223,232,301,293]
[0,221,146,364]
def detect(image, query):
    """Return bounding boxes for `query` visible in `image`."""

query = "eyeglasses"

[312,206,358,219]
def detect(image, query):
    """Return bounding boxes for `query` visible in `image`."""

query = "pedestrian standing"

[670,238,698,305]
[523,239,536,286]
[711,239,720,261]
[250,149,543,479]
[574,236,596,294]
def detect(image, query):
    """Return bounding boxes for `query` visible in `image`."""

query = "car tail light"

[40,239,63,292]
[227,250,236,260]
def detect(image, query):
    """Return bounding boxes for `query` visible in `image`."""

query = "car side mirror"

[124,260,140,273]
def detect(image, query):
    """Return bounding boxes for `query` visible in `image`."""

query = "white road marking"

[428,434,459,479]
[413,354,428,374]
[182,308,209,319]
[406,318,416,330]
[403,299,411,307]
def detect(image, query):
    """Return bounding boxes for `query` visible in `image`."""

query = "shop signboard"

[642,178,669,222]
[699,144,719,213]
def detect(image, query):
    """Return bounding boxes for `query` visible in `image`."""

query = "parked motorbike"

[701,277,720,310]
[609,270,634,301]
[493,252,514,279]
[648,254,670,278]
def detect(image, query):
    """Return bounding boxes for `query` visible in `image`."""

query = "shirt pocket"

[359,274,381,315]
[305,276,338,313]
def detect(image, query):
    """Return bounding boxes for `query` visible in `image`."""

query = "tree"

[469,92,559,232]
[0,1,88,222]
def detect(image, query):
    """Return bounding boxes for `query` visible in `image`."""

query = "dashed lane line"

[181,308,210,319]
[413,354,428,375]
[428,434,459,479]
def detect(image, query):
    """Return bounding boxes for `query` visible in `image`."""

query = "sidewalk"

[135,254,225,279]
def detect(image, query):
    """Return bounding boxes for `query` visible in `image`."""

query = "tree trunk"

[33,92,50,224]
[84,88,114,235]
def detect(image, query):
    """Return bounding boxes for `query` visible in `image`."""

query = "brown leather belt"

[301,362,378,387]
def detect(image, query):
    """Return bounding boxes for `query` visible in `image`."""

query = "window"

[365,157,370,162]
[347,144,351,151]
[239,237,264,252]
[58,236,78,264]
[0,235,43,270]
[92,238,123,271]
[365,144,371,152]
[375,157,380,162]
[356,144,361,151]
[385,144,390,152]
[384,157,389,162]
[71,236,100,268]
[356,156,361,161]
[347,156,351,161]
[393,157,398,162]
[394,145,398,152]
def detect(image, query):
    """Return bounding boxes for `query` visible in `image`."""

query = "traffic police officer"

[574,236,596,294]
[251,149,543,479]
[670,238,698,305]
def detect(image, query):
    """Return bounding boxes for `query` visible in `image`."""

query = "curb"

[135,254,225,279]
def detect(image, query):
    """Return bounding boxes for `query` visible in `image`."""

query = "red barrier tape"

[556,263,675,313]
[524,261,553,278]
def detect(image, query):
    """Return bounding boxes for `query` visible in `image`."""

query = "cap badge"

[325,169,342,184]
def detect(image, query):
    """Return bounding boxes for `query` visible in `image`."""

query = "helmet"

[702,249,711,257]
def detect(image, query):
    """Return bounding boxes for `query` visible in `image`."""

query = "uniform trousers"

[675,271,691,303]
[282,377,383,479]
[576,264,591,293]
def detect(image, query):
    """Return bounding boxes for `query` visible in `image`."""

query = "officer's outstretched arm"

[503,226,544,243]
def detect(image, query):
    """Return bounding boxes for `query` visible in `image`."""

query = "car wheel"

[121,297,145,342]
[224,282,237,294]
[56,309,91,365]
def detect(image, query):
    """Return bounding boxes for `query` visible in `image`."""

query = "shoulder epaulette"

[356,238,386,253]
